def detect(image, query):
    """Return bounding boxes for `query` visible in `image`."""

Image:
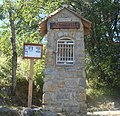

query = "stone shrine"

[39,5,91,115]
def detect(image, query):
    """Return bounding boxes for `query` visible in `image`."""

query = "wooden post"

[28,59,34,107]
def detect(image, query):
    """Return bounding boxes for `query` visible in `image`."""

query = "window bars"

[56,38,74,65]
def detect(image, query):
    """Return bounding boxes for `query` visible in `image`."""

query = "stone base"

[43,70,87,115]
[42,100,87,115]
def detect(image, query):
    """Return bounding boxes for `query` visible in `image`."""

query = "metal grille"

[56,38,74,65]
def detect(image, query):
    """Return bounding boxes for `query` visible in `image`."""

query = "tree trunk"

[9,10,17,95]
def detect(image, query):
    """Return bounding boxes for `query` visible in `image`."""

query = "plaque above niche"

[50,22,80,29]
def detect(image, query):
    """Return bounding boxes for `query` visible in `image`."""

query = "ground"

[87,92,120,113]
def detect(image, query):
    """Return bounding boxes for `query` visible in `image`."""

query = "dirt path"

[87,110,120,116]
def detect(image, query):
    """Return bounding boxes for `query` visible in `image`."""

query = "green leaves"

[84,0,120,89]
[0,0,119,93]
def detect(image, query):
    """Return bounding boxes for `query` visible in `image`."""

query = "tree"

[0,0,119,96]
[9,4,17,95]
[0,0,18,94]
[84,0,120,89]
[0,0,44,95]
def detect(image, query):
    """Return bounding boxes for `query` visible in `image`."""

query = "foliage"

[0,0,119,100]
[84,0,120,89]
[0,0,45,95]
[34,56,45,91]
[0,56,12,86]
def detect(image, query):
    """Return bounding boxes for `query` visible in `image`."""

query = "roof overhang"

[39,6,91,36]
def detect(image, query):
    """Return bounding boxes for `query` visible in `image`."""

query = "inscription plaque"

[50,22,80,29]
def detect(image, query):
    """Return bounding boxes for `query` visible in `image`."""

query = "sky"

[0,0,3,5]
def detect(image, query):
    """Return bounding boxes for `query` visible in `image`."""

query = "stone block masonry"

[43,67,87,115]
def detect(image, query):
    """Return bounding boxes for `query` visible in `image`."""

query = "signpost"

[23,43,43,107]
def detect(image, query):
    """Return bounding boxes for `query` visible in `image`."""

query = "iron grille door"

[56,38,74,65]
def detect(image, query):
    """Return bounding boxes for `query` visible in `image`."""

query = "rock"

[22,108,34,116]
[0,107,20,116]
[39,110,59,116]
[21,107,59,116]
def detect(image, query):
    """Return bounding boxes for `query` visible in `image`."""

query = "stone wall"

[43,8,86,115]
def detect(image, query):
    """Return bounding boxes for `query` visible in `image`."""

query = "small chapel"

[39,5,91,115]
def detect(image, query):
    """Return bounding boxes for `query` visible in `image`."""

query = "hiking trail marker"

[23,43,43,107]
